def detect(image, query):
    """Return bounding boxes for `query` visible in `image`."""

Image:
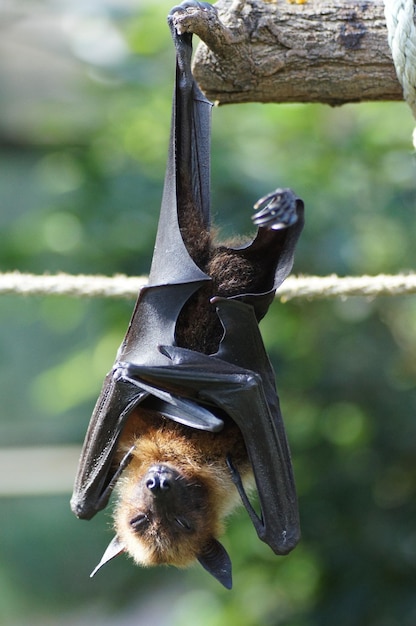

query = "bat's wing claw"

[252,188,298,230]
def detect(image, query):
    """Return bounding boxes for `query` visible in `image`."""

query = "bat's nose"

[146,474,170,492]
[145,465,174,493]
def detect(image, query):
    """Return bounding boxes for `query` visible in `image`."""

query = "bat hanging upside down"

[71,1,304,589]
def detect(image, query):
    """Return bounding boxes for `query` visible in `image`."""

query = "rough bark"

[171,0,402,105]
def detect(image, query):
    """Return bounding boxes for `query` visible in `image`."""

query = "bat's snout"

[145,465,177,494]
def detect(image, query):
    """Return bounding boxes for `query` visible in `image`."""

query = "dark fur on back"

[176,199,275,354]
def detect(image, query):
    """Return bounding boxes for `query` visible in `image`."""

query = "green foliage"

[1,2,416,625]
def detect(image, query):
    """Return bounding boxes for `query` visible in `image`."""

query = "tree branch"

[177,0,403,105]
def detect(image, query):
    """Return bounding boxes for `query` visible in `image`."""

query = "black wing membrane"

[72,8,302,555]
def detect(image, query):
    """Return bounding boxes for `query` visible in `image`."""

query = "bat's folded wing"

[71,280,217,520]
[124,297,300,555]
[71,373,148,519]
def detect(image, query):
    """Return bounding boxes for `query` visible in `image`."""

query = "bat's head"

[116,462,211,558]
[88,410,247,588]
[93,453,232,588]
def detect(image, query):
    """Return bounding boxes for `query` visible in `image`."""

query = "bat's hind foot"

[252,188,298,231]
[168,1,217,36]
[169,1,215,16]
[170,0,213,11]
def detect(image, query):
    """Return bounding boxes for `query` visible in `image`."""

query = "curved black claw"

[168,1,216,19]
[252,188,298,231]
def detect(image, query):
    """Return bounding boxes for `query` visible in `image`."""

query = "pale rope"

[384,0,416,146]
[2,271,416,301]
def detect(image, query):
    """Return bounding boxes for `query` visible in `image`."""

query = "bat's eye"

[174,517,192,532]
[130,514,148,531]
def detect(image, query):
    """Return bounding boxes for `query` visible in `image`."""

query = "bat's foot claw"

[168,1,217,36]
[169,1,216,18]
[252,188,298,231]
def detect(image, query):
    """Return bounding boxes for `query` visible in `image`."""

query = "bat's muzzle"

[145,465,177,494]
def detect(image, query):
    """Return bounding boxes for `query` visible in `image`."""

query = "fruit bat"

[71,0,304,590]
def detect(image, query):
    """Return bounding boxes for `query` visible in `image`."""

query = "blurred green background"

[1,1,416,625]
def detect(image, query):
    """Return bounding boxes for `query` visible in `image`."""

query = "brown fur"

[115,410,251,567]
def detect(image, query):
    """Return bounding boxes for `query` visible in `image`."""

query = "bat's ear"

[90,535,125,578]
[197,538,232,589]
